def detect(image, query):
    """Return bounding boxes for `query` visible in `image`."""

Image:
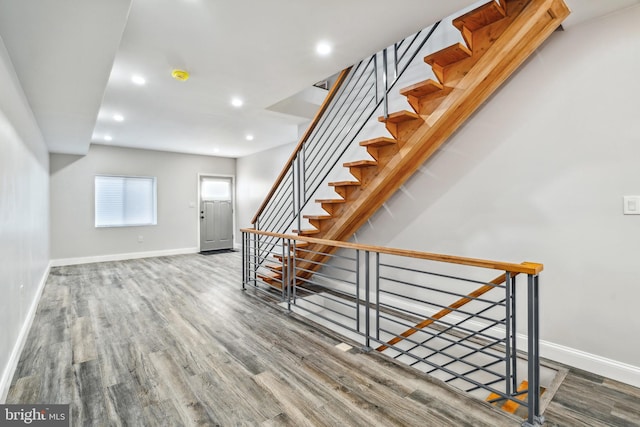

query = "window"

[95,175,157,227]
[201,178,231,201]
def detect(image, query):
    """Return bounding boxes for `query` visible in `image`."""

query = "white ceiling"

[0,0,638,158]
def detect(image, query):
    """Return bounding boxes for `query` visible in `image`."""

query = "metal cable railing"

[242,228,544,426]
[252,22,441,242]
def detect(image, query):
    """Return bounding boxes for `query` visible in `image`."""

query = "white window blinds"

[95,175,157,227]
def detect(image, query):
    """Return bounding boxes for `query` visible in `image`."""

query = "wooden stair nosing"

[328,180,361,188]
[303,214,333,221]
[343,160,378,168]
[287,241,310,248]
[399,79,444,98]
[359,137,398,148]
[315,198,346,204]
[293,229,321,236]
[377,110,421,123]
[264,263,284,272]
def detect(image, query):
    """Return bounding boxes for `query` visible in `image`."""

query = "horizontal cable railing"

[242,228,544,426]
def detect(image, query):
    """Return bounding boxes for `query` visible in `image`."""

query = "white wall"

[0,36,50,402]
[236,142,296,243]
[50,144,235,263]
[352,7,640,385]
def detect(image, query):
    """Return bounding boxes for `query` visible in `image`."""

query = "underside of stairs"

[272,0,570,281]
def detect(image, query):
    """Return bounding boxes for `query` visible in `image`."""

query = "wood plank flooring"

[7,252,640,426]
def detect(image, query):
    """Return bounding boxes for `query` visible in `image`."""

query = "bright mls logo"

[0,405,69,426]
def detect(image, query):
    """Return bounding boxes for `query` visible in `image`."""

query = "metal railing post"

[252,229,258,286]
[375,252,380,341]
[526,274,543,426]
[393,42,398,80]
[292,160,301,234]
[365,250,371,350]
[505,271,513,397]
[510,272,518,394]
[374,54,378,104]
[382,48,389,119]
[356,250,361,334]
[242,231,246,290]
[292,240,297,304]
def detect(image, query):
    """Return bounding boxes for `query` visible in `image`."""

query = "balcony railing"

[242,228,545,427]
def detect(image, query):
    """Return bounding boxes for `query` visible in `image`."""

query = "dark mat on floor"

[199,249,236,255]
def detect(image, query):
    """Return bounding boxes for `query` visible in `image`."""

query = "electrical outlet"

[623,196,640,215]
[138,235,144,243]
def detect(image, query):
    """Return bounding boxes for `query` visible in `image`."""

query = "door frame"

[197,173,236,252]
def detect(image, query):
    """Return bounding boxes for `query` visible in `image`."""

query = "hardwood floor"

[7,252,640,426]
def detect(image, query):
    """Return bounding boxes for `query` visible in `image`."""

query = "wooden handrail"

[240,228,543,275]
[250,67,353,225]
[375,271,517,352]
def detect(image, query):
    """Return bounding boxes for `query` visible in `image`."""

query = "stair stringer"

[289,0,569,278]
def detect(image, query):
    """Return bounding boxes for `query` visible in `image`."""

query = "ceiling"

[0,0,638,158]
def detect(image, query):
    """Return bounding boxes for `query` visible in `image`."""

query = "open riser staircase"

[246,0,569,425]
[253,0,569,288]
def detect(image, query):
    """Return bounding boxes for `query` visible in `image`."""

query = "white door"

[200,177,233,251]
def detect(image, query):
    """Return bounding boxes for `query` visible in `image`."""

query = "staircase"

[299,0,568,241]
[254,0,569,290]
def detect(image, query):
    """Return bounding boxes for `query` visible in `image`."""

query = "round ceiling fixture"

[171,69,190,81]
[316,41,332,56]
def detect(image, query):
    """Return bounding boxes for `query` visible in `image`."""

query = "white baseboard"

[538,339,640,388]
[50,247,199,267]
[0,261,51,403]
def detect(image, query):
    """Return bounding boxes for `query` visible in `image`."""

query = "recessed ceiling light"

[213,148,220,153]
[131,75,146,85]
[316,41,332,56]
[113,114,124,122]
[104,135,113,141]
[231,97,243,108]
[246,134,254,141]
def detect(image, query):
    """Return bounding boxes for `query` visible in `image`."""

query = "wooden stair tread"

[359,137,398,148]
[424,42,472,67]
[315,198,345,204]
[288,241,309,248]
[264,263,283,271]
[293,229,321,236]
[378,110,421,123]
[328,181,361,187]
[257,273,282,289]
[343,160,378,168]
[303,214,333,220]
[485,380,546,415]
[399,79,444,98]
[453,1,506,32]
[502,380,529,413]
